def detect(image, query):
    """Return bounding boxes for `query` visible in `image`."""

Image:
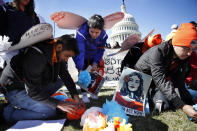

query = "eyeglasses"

[191,40,197,48]
[191,40,197,53]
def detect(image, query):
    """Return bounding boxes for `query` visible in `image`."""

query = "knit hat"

[172,23,197,48]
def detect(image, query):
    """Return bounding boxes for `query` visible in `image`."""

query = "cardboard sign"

[113,67,152,116]
[82,70,105,95]
[1,24,53,52]
[103,49,127,82]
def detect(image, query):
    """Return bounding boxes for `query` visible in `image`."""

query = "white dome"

[110,3,141,47]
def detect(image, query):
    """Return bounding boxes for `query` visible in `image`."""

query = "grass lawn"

[63,86,197,131]
[1,86,197,131]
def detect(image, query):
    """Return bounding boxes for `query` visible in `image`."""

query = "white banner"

[103,49,127,82]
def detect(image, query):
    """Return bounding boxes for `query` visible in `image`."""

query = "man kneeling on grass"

[0,35,83,123]
[135,23,197,120]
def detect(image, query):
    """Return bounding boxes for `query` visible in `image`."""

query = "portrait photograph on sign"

[113,67,152,116]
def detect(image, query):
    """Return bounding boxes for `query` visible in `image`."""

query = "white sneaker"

[82,93,90,103]
[90,94,98,100]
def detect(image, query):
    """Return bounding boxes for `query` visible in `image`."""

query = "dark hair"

[120,72,144,102]
[56,35,80,55]
[13,0,35,18]
[190,21,197,28]
[87,14,104,30]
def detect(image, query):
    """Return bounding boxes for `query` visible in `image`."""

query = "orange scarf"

[142,38,149,53]
[48,39,58,65]
[142,34,162,53]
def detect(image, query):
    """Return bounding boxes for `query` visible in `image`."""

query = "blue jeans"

[185,83,197,101]
[187,89,197,100]
[3,79,63,123]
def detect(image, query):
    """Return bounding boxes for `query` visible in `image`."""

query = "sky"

[5,0,197,43]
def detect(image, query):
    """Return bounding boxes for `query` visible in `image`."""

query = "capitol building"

[110,1,141,47]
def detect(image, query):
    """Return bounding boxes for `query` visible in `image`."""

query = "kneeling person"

[0,35,82,123]
[135,23,197,120]
[73,14,108,103]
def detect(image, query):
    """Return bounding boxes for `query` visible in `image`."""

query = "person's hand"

[57,100,78,114]
[78,70,83,76]
[124,75,130,82]
[91,64,98,72]
[74,95,85,107]
[182,105,197,121]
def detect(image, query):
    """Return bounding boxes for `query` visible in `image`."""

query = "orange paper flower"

[66,98,85,120]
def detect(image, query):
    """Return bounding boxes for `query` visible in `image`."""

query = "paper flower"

[194,104,197,111]
[102,118,133,131]
[119,119,133,131]
[52,92,85,120]
[78,70,91,88]
[0,35,12,51]
[52,91,68,101]
[66,98,85,120]
[102,100,128,123]
[101,122,115,131]
[80,107,102,126]
[83,112,107,131]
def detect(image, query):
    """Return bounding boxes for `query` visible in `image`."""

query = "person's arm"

[59,61,84,105]
[0,5,7,36]
[181,105,197,121]
[121,50,132,72]
[121,45,142,72]
[149,49,185,109]
[93,33,108,65]
[59,61,78,97]
[23,48,59,109]
[150,50,197,120]
[73,32,86,71]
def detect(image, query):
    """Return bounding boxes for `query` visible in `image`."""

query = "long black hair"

[120,72,144,102]
[13,0,36,18]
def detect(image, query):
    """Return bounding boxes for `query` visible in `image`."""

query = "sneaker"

[82,93,90,103]
[154,100,163,114]
[90,94,98,100]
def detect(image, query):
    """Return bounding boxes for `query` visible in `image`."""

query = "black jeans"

[190,77,197,90]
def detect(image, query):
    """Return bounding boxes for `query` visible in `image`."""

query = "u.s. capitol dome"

[110,1,141,46]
